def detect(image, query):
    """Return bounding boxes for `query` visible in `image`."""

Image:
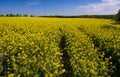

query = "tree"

[23,14,28,17]
[115,9,120,21]
[30,15,35,17]
[9,13,14,17]
[6,14,15,17]
[0,14,4,17]
[6,14,9,17]
[16,14,21,17]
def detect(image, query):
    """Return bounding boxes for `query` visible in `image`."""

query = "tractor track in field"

[59,28,74,77]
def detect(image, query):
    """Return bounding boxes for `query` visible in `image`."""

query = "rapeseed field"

[0,17,120,77]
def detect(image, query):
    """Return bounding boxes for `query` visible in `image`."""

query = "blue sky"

[0,0,120,15]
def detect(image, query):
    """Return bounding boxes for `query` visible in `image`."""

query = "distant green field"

[0,17,120,77]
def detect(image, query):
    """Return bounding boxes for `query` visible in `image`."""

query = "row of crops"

[0,17,120,77]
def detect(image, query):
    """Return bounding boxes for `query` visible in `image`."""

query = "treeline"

[0,14,35,17]
[115,9,120,22]
[39,15,115,19]
[0,13,115,19]
[0,14,117,19]
[0,11,120,21]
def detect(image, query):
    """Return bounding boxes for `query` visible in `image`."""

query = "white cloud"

[77,0,120,15]
[26,2,40,7]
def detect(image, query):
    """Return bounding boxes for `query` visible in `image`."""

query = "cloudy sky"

[0,0,120,15]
